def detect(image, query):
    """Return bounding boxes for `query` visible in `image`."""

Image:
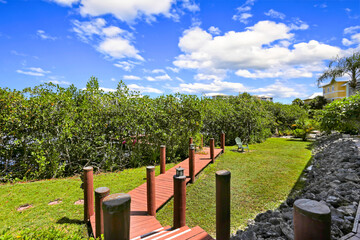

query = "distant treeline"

[0,77,306,181]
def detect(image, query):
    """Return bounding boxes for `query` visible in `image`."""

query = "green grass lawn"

[156,138,312,237]
[0,164,175,239]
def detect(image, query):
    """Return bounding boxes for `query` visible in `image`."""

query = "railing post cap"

[173,175,187,180]
[102,193,131,212]
[83,166,93,171]
[210,138,214,140]
[216,170,231,177]
[294,199,331,221]
[189,144,195,150]
[146,166,155,171]
[160,145,166,148]
[95,187,110,196]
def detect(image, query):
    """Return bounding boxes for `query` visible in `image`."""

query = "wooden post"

[200,136,203,149]
[189,137,193,145]
[221,132,225,153]
[216,170,231,240]
[189,144,196,183]
[173,168,186,228]
[83,166,94,222]
[103,193,131,240]
[95,187,110,238]
[147,166,156,216]
[210,138,215,163]
[294,199,331,240]
[160,145,166,174]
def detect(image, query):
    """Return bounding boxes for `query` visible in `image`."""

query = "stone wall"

[232,134,360,240]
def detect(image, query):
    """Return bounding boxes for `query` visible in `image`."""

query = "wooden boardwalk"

[126,147,223,239]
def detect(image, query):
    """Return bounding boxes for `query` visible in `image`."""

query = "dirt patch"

[48,199,62,205]
[74,199,84,205]
[17,204,32,211]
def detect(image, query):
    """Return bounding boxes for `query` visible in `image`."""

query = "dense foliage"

[318,93,360,134]
[0,78,306,181]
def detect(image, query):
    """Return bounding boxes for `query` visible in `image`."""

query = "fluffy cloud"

[264,9,285,19]
[78,0,175,23]
[166,67,179,73]
[173,79,247,94]
[155,74,172,81]
[152,69,166,74]
[98,37,144,60]
[342,26,360,46]
[251,80,306,98]
[128,84,163,94]
[173,78,306,98]
[16,67,51,77]
[73,18,143,62]
[50,0,79,6]
[233,13,252,24]
[37,30,57,40]
[114,61,139,71]
[232,0,255,24]
[174,21,340,79]
[344,26,360,34]
[123,75,141,80]
[208,26,221,35]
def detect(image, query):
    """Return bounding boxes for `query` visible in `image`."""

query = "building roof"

[303,92,323,101]
[320,78,348,87]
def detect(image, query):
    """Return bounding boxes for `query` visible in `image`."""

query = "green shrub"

[0,78,307,181]
[319,93,360,134]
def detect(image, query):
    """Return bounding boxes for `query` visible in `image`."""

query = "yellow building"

[321,79,348,102]
[303,92,323,104]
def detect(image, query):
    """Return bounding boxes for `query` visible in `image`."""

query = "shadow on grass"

[285,138,315,151]
[56,217,84,225]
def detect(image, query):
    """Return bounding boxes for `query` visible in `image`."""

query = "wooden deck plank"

[126,147,222,239]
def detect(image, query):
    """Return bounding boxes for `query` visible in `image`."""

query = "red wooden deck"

[125,147,223,239]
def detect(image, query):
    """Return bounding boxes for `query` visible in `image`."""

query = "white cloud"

[194,73,223,81]
[114,61,139,71]
[102,26,124,37]
[344,26,360,34]
[166,66,179,73]
[73,19,142,62]
[152,69,166,74]
[100,87,117,92]
[264,9,285,19]
[146,76,156,81]
[251,80,306,98]
[342,33,360,46]
[78,0,175,23]
[123,75,141,80]
[16,67,51,77]
[172,78,306,99]
[174,21,340,79]
[208,26,221,35]
[111,78,116,82]
[233,0,255,24]
[173,79,248,94]
[127,84,163,94]
[314,3,327,8]
[47,80,71,85]
[37,30,57,40]
[155,74,172,80]
[176,77,184,82]
[72,18,106,42]
[233,13,253,24]
[98,37,144,61]
[50,0,79,6]
[182,0,200,12]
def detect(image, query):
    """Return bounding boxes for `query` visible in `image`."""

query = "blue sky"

[0,0,359,103]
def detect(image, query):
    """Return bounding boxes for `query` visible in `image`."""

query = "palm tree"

[317,51,360,94]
